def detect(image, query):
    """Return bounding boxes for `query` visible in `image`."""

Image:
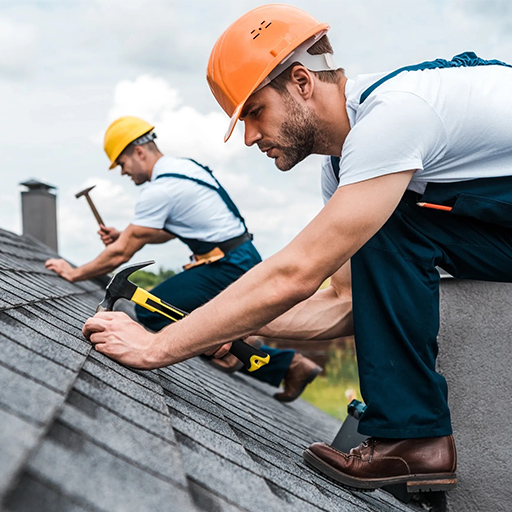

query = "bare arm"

[145,230,175,244]
[83,170,414,369]
[45,224,174,282]
[255,261,353,341]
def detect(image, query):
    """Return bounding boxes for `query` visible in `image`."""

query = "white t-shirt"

[322,64,512,203]
[132,156,245,242]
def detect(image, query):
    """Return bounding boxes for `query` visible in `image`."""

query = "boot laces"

[362,437,377,463]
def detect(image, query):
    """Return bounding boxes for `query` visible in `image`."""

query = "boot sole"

[303,448,457,492]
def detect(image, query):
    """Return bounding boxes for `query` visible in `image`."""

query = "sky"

[2,0,512,272]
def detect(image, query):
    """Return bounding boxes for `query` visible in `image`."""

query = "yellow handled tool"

[96,260,270,372]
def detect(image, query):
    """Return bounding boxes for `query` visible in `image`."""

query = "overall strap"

[156,159,248,231]
[360,51,512,105]
[330,156,341,184]
[155,172,218,191]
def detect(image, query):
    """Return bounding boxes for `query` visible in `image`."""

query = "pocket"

[451,193,512,228]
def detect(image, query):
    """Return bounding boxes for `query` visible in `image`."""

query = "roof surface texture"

[0,228,420,512]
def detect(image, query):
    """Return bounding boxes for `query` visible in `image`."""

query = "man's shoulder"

[345,72,390,110]
[153,156,211,180]
[153,155,186,176]
[136,181,170,205]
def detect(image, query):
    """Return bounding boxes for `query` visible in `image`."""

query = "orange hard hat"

[207,4,330,142]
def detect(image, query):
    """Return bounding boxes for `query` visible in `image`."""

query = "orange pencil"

[416,202,453,212]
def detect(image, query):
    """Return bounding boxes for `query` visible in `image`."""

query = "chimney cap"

[19,179,56,192]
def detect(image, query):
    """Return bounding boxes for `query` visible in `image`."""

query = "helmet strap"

[256,32,337,92]
[131,131,157,146]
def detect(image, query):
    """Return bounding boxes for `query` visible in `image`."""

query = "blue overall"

[134,159,294,386]
[337,53,512,438]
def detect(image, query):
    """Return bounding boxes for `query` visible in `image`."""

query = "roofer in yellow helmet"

[46,114,322,402]
[104,116,156,170]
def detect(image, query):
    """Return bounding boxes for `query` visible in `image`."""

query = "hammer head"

[96,260,155,312]
[75,185,96,199]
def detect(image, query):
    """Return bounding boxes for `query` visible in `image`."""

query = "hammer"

[96,260,270,372]
[75,185,105,226]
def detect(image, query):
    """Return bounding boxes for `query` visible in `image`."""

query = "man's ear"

[289,65,314,100]
[133,145,145,160]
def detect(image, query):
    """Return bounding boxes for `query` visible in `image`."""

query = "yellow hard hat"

[104,116,155,169]
[207,4,330,142]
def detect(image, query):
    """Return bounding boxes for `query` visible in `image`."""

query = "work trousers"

[351,177,512,438]
[135,241,295,386]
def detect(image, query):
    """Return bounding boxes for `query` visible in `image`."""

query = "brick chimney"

[19,179,58,252]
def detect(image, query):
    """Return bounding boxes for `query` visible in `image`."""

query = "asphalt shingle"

[24,421,194,512]
[0,228,421,512]
[0,409,42,498]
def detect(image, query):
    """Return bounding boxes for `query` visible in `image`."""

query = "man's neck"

[147,152,164,180]
[314,76,350,157]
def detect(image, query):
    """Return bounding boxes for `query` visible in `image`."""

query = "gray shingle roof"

[0,228,421,512]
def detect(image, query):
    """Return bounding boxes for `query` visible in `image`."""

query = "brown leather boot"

[303,435,457,492]
[273,353,322,403]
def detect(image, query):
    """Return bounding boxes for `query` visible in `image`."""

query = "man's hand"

[204,342,233,359]
[83,311,161,369]
[45,258,77,282]
[98,225,121,246]
[83,312,235,369]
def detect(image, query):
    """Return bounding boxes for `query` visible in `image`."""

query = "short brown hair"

[119,140,159,158]
[268,35,345,93]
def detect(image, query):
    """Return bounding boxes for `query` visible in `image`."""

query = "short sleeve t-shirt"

[322,64,512,203]
[132,156,245,242]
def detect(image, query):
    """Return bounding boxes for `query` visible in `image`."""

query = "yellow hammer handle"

[130,287,270,372]
[131,288,186,322]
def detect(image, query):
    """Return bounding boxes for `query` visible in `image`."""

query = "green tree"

[130,267,176,290]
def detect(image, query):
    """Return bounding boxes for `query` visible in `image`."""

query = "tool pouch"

[449,193,512,228]
[183,247,225,270]
[420,176,512,228]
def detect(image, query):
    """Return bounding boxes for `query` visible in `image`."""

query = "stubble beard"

[272,94,322,171]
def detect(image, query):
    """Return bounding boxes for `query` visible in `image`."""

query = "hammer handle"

[131,287,270,372]
[85,195,105,226]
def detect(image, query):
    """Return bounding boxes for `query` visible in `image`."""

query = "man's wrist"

[149,324,208,368]
[146,330,175,368]
[67,267,81,282]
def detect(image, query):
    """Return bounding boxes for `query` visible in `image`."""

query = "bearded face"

[242,81,332,171]
[264,92,320,171]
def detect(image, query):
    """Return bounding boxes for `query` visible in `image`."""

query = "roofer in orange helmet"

[84,3,512,494]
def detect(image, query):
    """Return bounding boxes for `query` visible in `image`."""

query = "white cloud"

[108,76,182,122]
[0,18,37,78]
[104,74,245,165]
[87,0,197,71]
